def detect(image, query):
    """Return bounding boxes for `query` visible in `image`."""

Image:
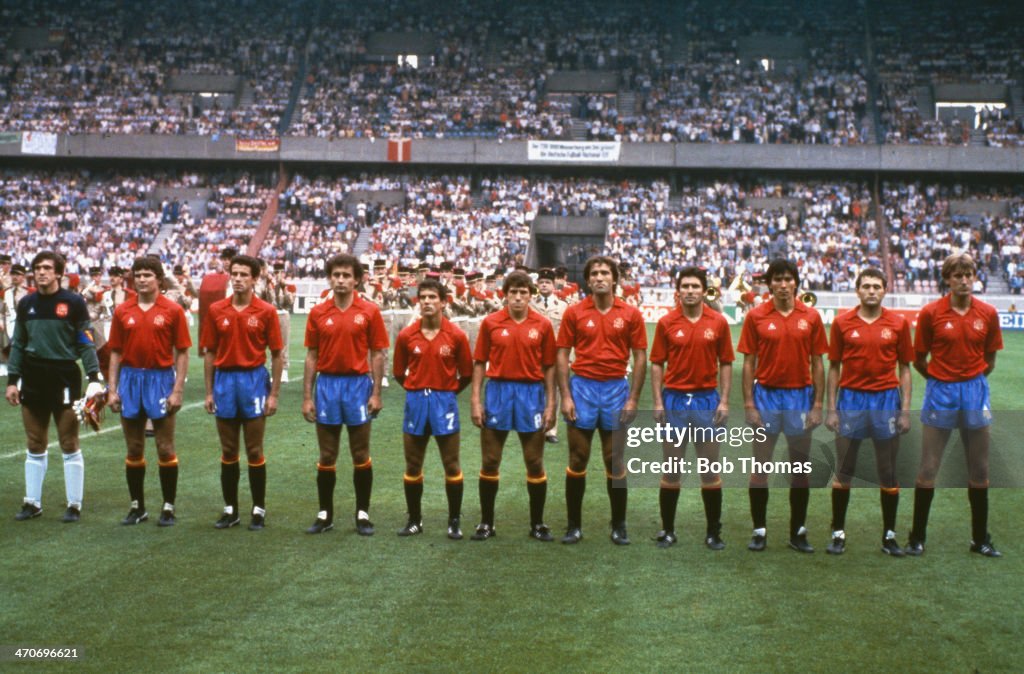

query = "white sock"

[25,450,48,506]
[63,451,84,508]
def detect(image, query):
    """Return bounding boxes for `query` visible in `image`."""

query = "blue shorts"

[119,366,176,420]
[663,389,720,430]
[484,379,546,433]
[568,376,629,431]
[921,375,993,429]
[315,374,373,426]
[404,389,460,436]
[836,387,901,440]
[753,384,814,437]
[213,368,271,420]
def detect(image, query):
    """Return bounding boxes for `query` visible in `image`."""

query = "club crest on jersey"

[56,302,69,317]
[247,317,259,328]
[154,315,166,327]
[797,319,809,331]
[528,328,539,340]
[354,314,366,325]
[613,317,624,330]
[973,319,984,331]
[881,328,892,340]
[439,345,452,357]
[704,329,715,340]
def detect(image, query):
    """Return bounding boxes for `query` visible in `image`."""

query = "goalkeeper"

[6,251,102,523]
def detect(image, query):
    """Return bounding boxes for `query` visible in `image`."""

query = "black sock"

[353,461,373,514]
[701,487,723,537]
[317,466,336,521]
[445,476,464,520]
[404,478,423,523]
[248,462,267,510]
[479,475,499,526]
[659,486,680,532]
[790,487,810,536]
[566,471,586,528]
[831,486,851,531]
[527,478,547,526]
[749,487,769,529]
[911,487,935,542]
[221,460,240,511]
[126,462,146,510]
[880,488,899,534]
[607,476,628,526]
[158,462,178,506]
[968,487,989,544]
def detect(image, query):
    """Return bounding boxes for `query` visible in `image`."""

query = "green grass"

[1,323,1022,672]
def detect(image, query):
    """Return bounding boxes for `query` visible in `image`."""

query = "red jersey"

[555,283,578,301]
[198,272,229,347]
[201,296,284,369]
[737,300,828,388]
[473,307,556,381]
[914,295,1003,382]
[108,295,192,369]
[304,295,389,375]
[650,307,734,391]
[829,307,913,391]
[393,317,472,391]
[556,296,647,380]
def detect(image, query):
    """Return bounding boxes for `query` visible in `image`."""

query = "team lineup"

[4,249,1003,557]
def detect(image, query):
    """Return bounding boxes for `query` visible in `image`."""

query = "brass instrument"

[800,291,818,307]
[705,286,721,302]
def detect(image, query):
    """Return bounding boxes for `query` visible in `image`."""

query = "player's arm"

[542,362,556,431]
[203,350,216,414]
[392,334,408,387]
[650,361,665,418]
[913,352,930,378]
[983,352,997,377]
[301,347,317,422]
[715,362,732,425]
[556,346,575,422]
[806,354,824,429]
[825,360,841,432]
[897,361,912,433]
[742,352,762,427]
[167,346,187,414]
[470,361,486,428]
[5,302,27,405]
[107,349,124,413]
[265,348,283,416]
[367,347,385,415]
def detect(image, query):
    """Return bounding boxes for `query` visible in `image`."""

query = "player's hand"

[805,406,823,430]
[366,394,382,417]
[6,384,20,406]
[825,410,840,433]
[470,398,484,428]
[561,396,577,423]
[652,405,666,424]
[543,404,557,432]
[302,398,316,423]
[107,391,122,413]
[897,410,911,434]
[264,393,278,417]
[166,390,183,415]
[745,406,764,428]
[619,399,638,425]
[204,394,216,415]
[713,402,729,426]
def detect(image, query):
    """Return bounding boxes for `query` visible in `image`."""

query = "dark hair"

[675,266,708,291]
[131,256,166,280]
[765,259,800,287]
[583,255,619,284]
[229,254,261,278]
[503,270,535,295]
[31,251,65,276]
[417,278,447,301]
[941,253,977,280]
[855,267,886,290]
[325,253,364,280]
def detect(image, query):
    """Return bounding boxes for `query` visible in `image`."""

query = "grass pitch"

[1,323,1022,672]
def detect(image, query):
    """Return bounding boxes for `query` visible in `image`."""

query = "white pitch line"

[0,401,206,459]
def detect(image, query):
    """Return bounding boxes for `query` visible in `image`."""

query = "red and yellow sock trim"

[125,457,146,468]
[880,486,899,495]
[248,457,266,468]
[158,455,178,468]
[404,473,424,484]
[701,477,723,490]
[479,471,500,482]
[526,473,547,485]
[354,458,373,471]
[221,455,240,466]
[317,463,337,473]
[565,467,586,479]
[445,471,464,485]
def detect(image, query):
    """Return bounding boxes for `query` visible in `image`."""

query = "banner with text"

[235,138,280,152]
[21,132,57,155]
[527,140,621,162]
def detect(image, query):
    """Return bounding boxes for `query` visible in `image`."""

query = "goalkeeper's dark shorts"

[18,357,82,413]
